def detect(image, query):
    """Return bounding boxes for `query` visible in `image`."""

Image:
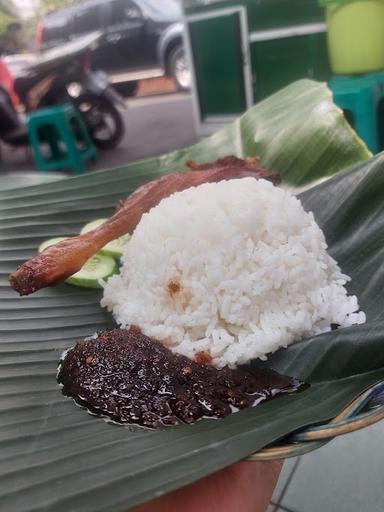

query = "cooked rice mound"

[102,178,365,368]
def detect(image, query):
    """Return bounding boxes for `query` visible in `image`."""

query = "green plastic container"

[322,0,384,74]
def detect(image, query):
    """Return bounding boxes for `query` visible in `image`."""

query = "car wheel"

[168,45,191,91]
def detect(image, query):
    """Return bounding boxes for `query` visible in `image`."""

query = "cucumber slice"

[65,253,117,289]
[38,236,117,289]
[99,235,131,259]
[80,218,130,259]
[80,219,108,234]
[38,237,68,253]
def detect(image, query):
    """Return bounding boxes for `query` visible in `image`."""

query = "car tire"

[168,45,191,91]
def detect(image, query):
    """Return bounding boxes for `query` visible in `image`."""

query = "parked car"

[36,0,191,93]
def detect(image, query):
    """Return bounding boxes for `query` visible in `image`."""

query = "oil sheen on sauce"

[58,327,304,429]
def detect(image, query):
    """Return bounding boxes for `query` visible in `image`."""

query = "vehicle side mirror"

[125,7,142,20]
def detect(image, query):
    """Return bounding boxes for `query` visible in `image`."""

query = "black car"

[36,0,190,92]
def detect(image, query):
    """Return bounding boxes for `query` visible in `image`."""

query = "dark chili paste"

[58,327,303,429]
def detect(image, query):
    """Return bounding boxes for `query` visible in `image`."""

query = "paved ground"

[269,419,384,512]
[0,92,198,174]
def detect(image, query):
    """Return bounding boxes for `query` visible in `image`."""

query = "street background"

[1,85,198,173]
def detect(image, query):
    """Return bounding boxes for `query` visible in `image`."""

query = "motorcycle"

[3,32,126,150]
[0,56,28,147]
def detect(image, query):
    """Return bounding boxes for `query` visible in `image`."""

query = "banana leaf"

[0,79,383,512]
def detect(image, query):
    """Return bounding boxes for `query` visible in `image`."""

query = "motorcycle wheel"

[75,95,124,150]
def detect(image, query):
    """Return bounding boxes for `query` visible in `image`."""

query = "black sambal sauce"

[58,327,303,429]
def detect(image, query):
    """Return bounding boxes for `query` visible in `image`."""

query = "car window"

[74,4,103,36]
[43,15,70,45]
[108,0,142,29]
[140,0,181,21]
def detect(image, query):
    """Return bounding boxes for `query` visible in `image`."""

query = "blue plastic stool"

[328,72,384,154]
[27,104,97,174]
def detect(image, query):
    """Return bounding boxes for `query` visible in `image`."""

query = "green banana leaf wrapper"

[0,79,383,512]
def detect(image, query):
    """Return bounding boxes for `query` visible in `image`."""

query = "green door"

[186,7,252,125]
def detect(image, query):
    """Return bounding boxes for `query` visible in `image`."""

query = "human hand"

[131,459,283,512]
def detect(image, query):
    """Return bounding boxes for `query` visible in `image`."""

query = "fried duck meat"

[9,156,280,296]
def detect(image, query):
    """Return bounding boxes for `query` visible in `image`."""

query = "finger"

[130,459,283,512]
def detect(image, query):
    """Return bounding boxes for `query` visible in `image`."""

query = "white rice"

[101,178,365,368]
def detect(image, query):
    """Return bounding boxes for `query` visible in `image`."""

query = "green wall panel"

[185,0,325,32]
[251,33,331,102]
[184,0,331,120]
[189,12,246,118]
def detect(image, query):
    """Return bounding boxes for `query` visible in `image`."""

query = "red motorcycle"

[0,33,126,150]
[0,56,28,146]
